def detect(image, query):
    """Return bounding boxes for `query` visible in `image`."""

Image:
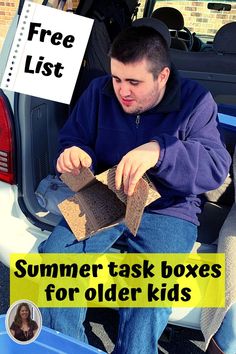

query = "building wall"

[0,0,236,51]
[0,0,18,51]
[152,1,236,36]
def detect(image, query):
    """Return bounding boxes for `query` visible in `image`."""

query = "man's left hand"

[115,141,160,196]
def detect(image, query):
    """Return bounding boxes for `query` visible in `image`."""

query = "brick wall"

[138,0,146,16]
[0,0,18,51]
[0,1,235,52]
[152,1,236,36]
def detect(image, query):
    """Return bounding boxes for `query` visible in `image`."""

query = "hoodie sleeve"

[57,80,100,172]
[149,91,231,195]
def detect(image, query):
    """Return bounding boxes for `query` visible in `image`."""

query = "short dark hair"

[109,26,171,77]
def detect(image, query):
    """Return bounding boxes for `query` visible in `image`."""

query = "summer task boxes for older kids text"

[0,1,94,104]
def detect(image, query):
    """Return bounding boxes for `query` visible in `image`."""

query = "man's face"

[111,58,170,115]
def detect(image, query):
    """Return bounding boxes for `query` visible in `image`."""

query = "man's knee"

[38,220,76,253]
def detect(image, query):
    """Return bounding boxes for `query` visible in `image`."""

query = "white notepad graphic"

[0,1,94,104]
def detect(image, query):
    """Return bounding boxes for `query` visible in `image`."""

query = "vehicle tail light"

[0,95,15,184]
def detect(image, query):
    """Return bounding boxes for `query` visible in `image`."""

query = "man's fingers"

[116,157,144,195]
[127,165,146,196]
[115,161,124,190]
[70,148,91,169]
[122,171,131,195]
[56,159,63,173]
[116,159,139,195]
[81,155,92,168]
[70,148,82,169]
[56,147,92,174]
[56,153,72,173]
[122,162,136,195]
[63,148,75,170]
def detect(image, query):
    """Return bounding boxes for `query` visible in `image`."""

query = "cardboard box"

[59,167,161,240]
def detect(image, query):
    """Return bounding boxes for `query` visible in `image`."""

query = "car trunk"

[11,0,236,240]
[16,93,69,230]
[14,91,236,246]
[7,0,139,231]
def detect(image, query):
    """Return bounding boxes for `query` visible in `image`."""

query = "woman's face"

[19,306,29,320]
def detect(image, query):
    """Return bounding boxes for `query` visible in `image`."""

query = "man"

[39,18,231,354]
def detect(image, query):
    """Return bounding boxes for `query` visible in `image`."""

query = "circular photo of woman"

[5,300,42,344]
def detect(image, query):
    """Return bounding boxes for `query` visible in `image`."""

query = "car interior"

[151,6,194,51]
[14,0,236,255]
[170,21,236,106]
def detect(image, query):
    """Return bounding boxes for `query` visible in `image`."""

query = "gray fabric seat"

[214,22,236,54]
[170,22,236,104]
[151,7,188,51]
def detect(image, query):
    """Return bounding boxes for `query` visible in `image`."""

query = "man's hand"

[57,146,92,175]
[115,141,160,196]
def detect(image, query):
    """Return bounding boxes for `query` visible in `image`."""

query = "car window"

[151,0,236,43]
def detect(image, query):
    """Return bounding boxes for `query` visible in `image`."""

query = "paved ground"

[0,261,206,353]
[85,308,206,354]
[0,262,10,315]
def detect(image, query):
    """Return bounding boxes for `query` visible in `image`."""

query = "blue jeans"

[39,212,197,354]
[214,303,236,354]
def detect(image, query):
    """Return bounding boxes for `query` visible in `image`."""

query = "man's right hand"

[56,146,92,175]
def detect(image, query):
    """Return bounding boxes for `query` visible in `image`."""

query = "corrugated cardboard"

[58,166,161,240]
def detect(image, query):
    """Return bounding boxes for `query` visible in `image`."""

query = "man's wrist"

[150,140,160,148]
[149,140,161,166]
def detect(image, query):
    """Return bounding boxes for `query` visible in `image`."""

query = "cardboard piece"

[59,167,161,240]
